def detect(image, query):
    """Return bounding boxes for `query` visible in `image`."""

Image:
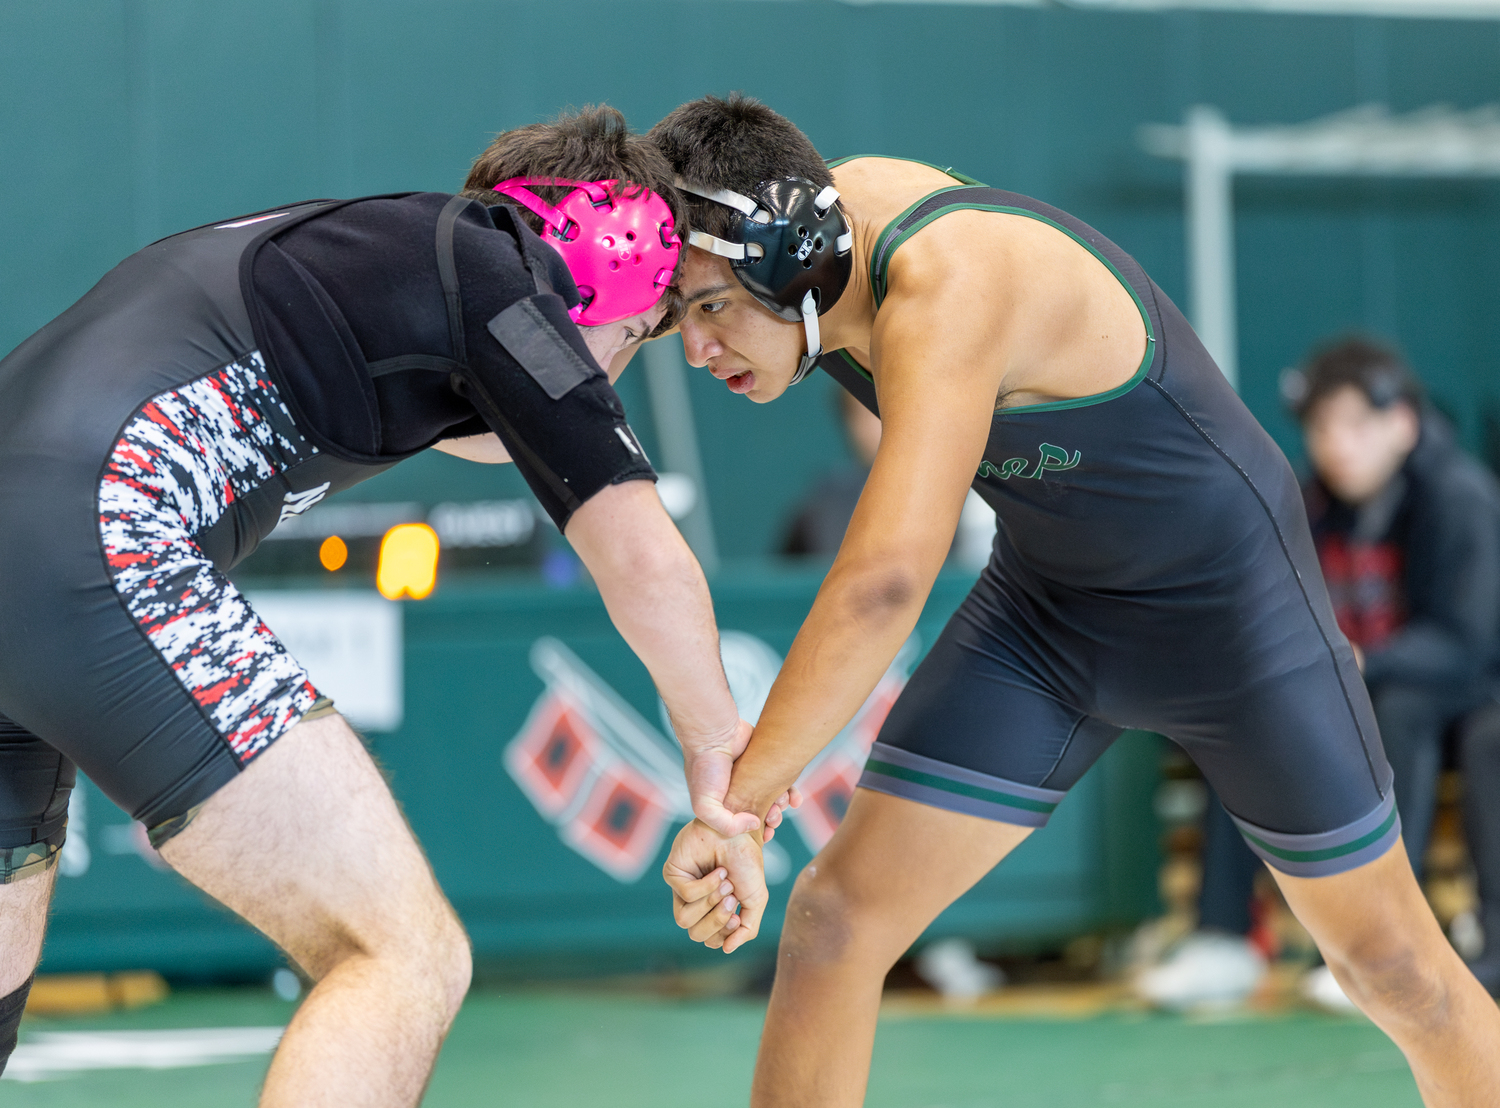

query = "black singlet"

[0,194,654,863]
[820,161,1397,878]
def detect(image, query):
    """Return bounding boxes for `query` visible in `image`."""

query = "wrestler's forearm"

[722,552,937,820]
[722,319,990,819]
[567,480,739,744]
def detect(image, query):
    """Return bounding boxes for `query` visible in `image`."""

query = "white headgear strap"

[684,230,764,261]
[790,290,821,386]
[677,181,773,224]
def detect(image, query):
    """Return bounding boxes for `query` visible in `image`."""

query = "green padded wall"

[4,2,1499,559]
[41,574,1163,976]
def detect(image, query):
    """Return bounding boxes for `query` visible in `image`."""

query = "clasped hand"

[667,719,798,953]
[663,820,766,953]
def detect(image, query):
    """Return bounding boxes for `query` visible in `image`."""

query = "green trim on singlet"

[1240,807,1400,865]
[837,348,873,383]
[863,759,1059,815]
[826,154,985,187]
[868,188,997,306]
[997,228,1156,414]
[836,157,1158,416]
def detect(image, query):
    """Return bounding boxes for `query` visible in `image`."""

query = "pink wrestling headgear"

[492,177,680,327]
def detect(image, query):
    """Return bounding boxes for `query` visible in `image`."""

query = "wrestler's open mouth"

[725,370,755,394]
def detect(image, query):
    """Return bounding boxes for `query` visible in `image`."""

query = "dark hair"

[647,93,834,243]
[462,105,687,329]
[1286,337,1424,422]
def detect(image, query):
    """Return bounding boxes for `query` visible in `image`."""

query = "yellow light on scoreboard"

[377,523,439,600]
[319,535,348,572]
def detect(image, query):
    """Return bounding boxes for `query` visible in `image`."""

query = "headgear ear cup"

[679,177,854,385]
[492,178,681,327]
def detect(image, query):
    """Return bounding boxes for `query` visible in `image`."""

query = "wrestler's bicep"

[842,299,999,564]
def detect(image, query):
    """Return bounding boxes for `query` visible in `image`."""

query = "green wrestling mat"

[6,987,1419,1107]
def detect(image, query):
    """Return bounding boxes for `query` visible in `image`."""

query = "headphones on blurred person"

[1280,344,1422,421]
[492,178,680,327]
[677,177,854,385]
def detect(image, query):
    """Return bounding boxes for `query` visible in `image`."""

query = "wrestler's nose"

[678,320,720,368]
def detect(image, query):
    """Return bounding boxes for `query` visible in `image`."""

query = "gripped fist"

[662,819,768,954]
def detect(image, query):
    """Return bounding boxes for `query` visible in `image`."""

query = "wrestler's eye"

[701,300,727,315]
[623,327,640,344]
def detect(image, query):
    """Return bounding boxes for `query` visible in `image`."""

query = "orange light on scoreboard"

[319,535,348,572]
[377,523,440,600]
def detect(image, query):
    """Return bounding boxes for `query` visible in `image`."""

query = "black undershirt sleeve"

[252,194,655,531]
[447,201,656,531]
[456,290,655,530]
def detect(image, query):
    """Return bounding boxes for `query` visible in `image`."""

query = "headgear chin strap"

[493,177,680,327]
[678,177,853,385]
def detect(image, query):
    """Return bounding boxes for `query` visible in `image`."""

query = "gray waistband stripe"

[1230,791,1401,877]
[866,743,1065,804]
[859,743,1065,828]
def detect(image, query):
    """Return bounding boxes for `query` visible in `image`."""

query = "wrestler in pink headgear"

[492,177,680,327]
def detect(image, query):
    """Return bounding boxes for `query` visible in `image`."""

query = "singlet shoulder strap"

[817,349,879,418]
[868,185,1018,306]
[826,154,985,187]
[434,195,473,364]
[432,195,568,369]
[862,185,1162,407]
[830,158,992,308]
[866,185,1153,314]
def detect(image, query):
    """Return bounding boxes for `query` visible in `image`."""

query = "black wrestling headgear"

[678,177,853,385]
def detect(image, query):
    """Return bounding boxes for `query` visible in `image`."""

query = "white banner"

[247,591,403,732]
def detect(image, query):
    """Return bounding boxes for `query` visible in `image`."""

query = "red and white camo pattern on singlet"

[97,352,322,763]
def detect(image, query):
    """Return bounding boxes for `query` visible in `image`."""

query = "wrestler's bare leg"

[751,789,1031,1108]
[1273,840,1500,1107]
[0,864,55,997]
[160,714,471,1108]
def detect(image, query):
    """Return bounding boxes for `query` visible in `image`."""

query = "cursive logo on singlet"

[978,443,1081,482]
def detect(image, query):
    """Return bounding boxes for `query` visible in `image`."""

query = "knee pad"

[0,974,34,1076]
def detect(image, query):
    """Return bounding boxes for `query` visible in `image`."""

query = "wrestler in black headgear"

[678,176,853,385]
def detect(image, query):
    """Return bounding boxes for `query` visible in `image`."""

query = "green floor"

[7,987,1420,1108]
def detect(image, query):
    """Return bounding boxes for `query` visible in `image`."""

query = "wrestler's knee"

[298,899,470,1030]
[154,713,473,1017]
[409,906,472,1020]
[1326,927,1450,1026]
[779,860,901,971]
[780,864,857,966]
[310,887,471,1017]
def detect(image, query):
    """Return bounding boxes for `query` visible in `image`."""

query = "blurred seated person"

[781,388,996,566]
[1457,685,1500,989]
[1141,337,1500,1008]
